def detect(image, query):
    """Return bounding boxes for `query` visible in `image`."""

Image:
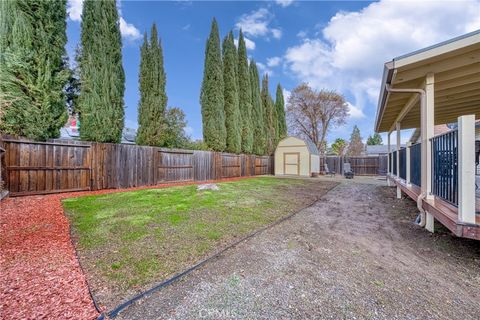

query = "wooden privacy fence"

[1,138,273,196]
[319,155,388,176]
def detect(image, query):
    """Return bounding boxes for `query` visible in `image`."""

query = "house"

[60,124,137,144]
[374,30,480,240]
[365,144,405,156]
[274,136,320,177]
[408,124,452,144]
[410,122,480,175]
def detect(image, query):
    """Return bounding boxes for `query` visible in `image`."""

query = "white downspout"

[385,85,427,227]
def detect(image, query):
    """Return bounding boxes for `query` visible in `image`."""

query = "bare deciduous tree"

[286,83,348,154]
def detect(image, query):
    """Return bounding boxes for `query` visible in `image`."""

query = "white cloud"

[346,102,365,119]
[257,62,274,77]
[67,0,142,41]
[276,0,294,7]
[257,62,267,71]
[236,8,283,40]
[182,24,191,31]
[67,0,83,22]
[282,89,291,106]
[296,30,307,39]
[267,56,282,67]
[244,37,256,50]
[284,0,480,127]
[185,126,194,136]
[285,39,334,83]
[271,28,282,39]
[119,17,142,41]
[234,37,256,50]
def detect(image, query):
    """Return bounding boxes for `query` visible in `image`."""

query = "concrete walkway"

[118,181,480,319]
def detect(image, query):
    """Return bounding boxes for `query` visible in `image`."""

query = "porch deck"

[388,175,480,240]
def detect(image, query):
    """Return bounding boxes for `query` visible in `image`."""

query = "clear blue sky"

[66,0,479,144]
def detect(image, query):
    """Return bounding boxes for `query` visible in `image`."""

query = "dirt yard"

[63,177,337,311]
[118,180,480,319]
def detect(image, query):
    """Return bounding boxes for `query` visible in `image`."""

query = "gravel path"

[118,181,480,320]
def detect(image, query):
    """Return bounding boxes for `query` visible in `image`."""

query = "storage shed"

[274,136,320,176]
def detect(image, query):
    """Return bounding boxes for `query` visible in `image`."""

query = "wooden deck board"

[388,175,480,240]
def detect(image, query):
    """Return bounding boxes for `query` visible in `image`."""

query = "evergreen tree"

[222,31,241,153]
[331,138,348,156]
[0,0,69,140]
[271,94,279,146]
[78,0,125,143]
[249,60,266,155]
[366,132,383,145]
[348,125,364,156]
[275,83,287,141]
[200,18,226,151]
[237,30,253,153]
[65,54,80,115]
[161,107,189,148]
[136,24,168,146]
[261,74,276,155]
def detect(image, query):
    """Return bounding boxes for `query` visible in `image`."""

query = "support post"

[406,141,411,186]
[422,73,435,232]
[396,122,401,178]
[396,122,401,198]
[387,132,391,186]
[458,115,476,224]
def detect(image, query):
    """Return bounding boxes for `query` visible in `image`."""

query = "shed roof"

[305,138,320,155]
[278,136,320,155]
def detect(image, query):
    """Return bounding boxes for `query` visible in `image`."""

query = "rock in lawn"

[197,183,220,191]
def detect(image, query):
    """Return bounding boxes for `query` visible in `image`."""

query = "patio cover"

[375,30,480,133]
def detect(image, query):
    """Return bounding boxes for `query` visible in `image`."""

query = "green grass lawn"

[63,177,336,308]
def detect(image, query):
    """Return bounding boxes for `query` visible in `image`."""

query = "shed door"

[284,153,300,175]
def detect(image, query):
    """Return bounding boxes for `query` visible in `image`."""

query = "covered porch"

[375,30,480,240]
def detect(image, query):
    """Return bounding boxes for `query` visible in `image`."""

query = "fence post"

[0,138,6,199]
[406,142,411,186]
[458,115,476,224]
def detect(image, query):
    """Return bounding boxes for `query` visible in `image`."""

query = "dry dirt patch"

[118,182,480,320]
[63,177,337,310]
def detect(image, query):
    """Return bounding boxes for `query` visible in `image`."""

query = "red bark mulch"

[0,176,252,320]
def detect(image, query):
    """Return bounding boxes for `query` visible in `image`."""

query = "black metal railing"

[399,148,406,180]
[410,143,421,187]
[392,150,397,175]
[431,130,458,206]
[388,152,391,174]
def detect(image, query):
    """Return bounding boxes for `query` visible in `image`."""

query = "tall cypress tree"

[0,0,69,140]
[237,30,253,153]
[222,31,241,153]
[78,0,125,143]
[249,60,265,155]
[200,18,226,151]
[272,94,279,146]
[136,24,168,146]
[261,74,276,155]
[275,83,287,141]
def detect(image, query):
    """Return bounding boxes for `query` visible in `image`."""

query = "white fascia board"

[394,31,480,69]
